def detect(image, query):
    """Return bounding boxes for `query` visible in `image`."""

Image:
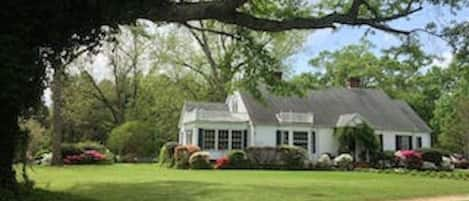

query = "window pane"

[293,131,308,150]
[202,130,216,150]
[218,130,229,150]
[232,130,243,149]
[396,135,411,150]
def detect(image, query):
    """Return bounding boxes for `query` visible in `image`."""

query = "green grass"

[25,164,469,201]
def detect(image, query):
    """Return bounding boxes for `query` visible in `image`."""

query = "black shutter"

[395,135,400,151]
[379,135,384,152]
[276,130,281,146]
[409,136,413,150]
[243,130,248,149]
[311,132,316,154]
[198,129,204,148]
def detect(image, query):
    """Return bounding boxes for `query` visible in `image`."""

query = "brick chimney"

[273,71,283,81]
[346,77,361,88]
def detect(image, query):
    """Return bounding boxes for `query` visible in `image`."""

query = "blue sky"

[287,4,469,74]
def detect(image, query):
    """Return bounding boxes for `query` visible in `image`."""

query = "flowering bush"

[189,151,212,169]
[334,153,354,170]
[441,156,455,171]
[63,149,108,165]
[316,154,333,169]
[174,145,201,169]
[395,150,423,169]
[215,156,230,169]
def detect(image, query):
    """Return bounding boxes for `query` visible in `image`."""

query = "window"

[293,131,308,150]
[202,129,216,150]
[377,134,383,152]
[218,130,229,150]
[232,130,243,149]
[276,130,289,145]
[186,130,193,144]
[416,137,422,149]
[396,135,413,150]
[311,131,316,154]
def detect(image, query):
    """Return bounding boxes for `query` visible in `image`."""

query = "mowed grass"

[26,164,469,201]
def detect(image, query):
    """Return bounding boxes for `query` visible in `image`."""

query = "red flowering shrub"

[63,150,108,165]
[215,156,230,169]
[395,150,423,169]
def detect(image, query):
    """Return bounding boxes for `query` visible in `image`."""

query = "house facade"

[178,84,432,160]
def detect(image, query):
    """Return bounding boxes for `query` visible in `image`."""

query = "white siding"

[315,128,339,157]
[254,125,278,146]
[376,130,431,151]
[226,92,249,113]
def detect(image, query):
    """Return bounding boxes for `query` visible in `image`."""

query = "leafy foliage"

[107,121,160,159]
[334,123,379,155]
[189,152,212,169]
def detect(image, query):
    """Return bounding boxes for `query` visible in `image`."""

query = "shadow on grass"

[0,188,98,201]
[66,180,330,201]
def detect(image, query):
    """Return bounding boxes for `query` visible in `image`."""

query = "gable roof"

[183,101,229,112]
[180,101,248,124]
[240,88,431,133]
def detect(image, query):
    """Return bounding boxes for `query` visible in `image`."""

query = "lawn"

[25,164,469,201]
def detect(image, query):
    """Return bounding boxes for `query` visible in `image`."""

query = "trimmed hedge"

[226,150,250,169]
[245,146,307,170]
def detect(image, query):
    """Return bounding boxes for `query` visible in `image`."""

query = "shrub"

[441,156,455,171]
[371,150,396,168]
[60,142,114,165]
[159,142,178,167]
[227,150,250,169]
[396,150,423,169]
[108,121,160,160]
[215,156,230,169]
[279,146,307,169]
[334,153,354,170]
[416,148,446,166]
[63,149,109,165]
[245,146,307,169]
[189,151,212,169]
[316,154,333,169]
[174,145,201,169]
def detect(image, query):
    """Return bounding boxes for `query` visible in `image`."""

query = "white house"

[178,79,432,160]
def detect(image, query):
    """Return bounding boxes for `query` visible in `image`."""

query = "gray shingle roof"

[183,101,229,112]
[240,88,431,133]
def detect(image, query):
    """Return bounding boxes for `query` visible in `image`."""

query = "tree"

[334,123,379,160]
[1,0,466,190]
[159,21,307,101]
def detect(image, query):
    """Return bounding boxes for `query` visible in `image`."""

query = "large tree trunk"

[51,65,64,166]
[0,108,18,190]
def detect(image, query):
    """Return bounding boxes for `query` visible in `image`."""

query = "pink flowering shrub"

[63,150,108,165]
[395,150,423,169]
[215,156,230,169]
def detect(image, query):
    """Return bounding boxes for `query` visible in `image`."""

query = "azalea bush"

[395,150,423,169]
[215,156,230,169]
[174,145,201,169]
[60,142,114,165]
[63,150,111,165]
[316,154,333,169]
[334,153,354,170]
[227,150,250,169]
[189,151,212,169]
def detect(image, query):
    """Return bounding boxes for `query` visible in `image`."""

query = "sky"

[287,3,469,74]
